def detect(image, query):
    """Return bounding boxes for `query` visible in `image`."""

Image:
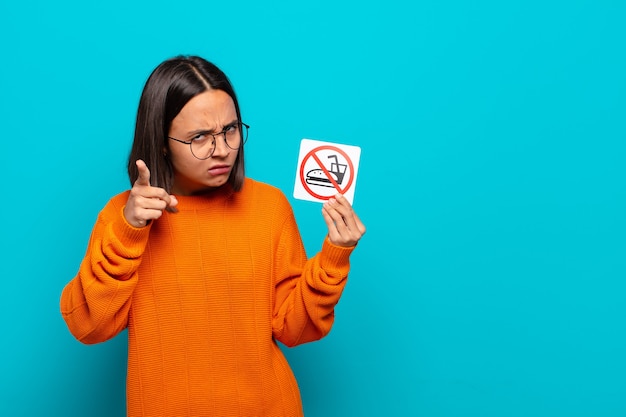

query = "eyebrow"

[185,119,239,137]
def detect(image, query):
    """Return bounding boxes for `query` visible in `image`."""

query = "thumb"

[135,159,151,186]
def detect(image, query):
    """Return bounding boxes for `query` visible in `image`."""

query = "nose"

[211,133,230,157]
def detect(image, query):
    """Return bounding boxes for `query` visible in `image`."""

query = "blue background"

[1,1,625,416]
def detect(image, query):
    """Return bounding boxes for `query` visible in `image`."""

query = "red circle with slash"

[299,145,355,200]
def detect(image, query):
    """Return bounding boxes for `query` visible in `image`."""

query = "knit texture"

[61,178,353,417]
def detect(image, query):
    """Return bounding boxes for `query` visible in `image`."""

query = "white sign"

[293,138,361,205]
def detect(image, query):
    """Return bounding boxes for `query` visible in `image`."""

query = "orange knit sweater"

[60,178,353,417]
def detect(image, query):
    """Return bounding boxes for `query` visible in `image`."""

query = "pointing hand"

[123,160,178,228]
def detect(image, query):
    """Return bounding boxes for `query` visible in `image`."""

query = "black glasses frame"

[168,122,249,160]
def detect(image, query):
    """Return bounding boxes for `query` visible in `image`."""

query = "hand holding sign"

[294,139,364,246]
[123,160,179,228]
[322,193,366,247]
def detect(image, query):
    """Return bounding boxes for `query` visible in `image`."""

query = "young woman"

[60,55,365,417]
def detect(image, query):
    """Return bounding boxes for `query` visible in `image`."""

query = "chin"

[202,177,229,190]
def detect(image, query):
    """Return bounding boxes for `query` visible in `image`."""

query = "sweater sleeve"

[271,200,355,347]
[60,193,151,344]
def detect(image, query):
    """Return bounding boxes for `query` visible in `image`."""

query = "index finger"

[332,194,353,210]
[135,159,151,186]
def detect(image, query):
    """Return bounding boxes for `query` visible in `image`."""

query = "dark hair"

[127,55,245,192]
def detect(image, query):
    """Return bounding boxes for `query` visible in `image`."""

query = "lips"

[207,165,231,176]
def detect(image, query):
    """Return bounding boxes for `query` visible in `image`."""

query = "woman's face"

[168,89,239,195]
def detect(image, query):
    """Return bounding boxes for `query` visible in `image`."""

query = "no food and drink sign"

[293,138,361,205]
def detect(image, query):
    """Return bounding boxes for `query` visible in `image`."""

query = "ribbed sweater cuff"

[110,206,152,259]
[318,237,354,279]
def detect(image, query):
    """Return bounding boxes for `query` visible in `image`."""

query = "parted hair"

[127,55,245,193]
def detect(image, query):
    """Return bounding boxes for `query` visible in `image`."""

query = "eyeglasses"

[168,122,249,160]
